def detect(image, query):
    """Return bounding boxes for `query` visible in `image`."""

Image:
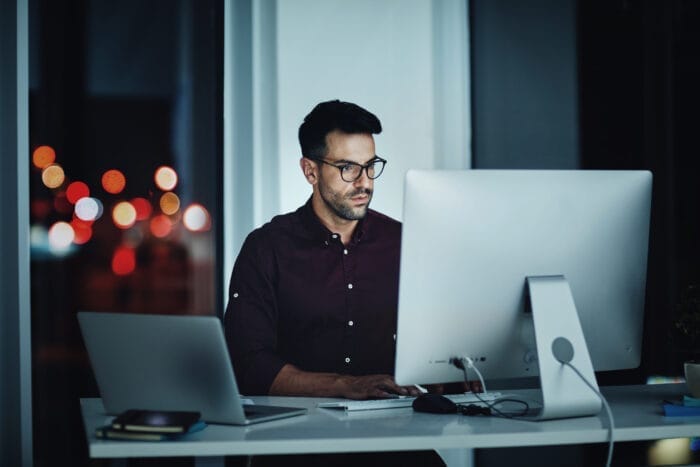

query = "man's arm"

[269,364,422,400]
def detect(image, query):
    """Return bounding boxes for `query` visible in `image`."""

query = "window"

[29,1,222,464]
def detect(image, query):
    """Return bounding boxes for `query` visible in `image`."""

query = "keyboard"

[318,392,503,412]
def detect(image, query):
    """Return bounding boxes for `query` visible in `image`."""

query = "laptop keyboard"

[318,392,502,412]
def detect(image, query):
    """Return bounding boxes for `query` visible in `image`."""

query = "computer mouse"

[411,394,458,414]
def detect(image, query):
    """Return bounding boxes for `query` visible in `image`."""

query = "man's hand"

[337,374,423,400]
[269,364,422,399]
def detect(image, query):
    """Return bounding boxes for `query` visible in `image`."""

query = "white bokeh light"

[183,204,210,232]
[48,222,75,250]
[154,166,178,191]
[75,197,104,221]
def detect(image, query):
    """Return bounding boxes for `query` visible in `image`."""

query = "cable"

[451,356,530,419]
[463,357,488,393]
[563,361,615,467]
[452,351,614,467]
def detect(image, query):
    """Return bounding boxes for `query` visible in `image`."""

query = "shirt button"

[393,334,397,341]
[332,234,338,239]
[348,320,354,326]
[347,283,353,289]
[345,357,351,363]
[233,292,239,298]
[343,249,348,255]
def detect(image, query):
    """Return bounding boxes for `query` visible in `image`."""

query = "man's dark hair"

[298,100,382,160]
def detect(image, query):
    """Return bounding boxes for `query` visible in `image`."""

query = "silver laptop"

[77,311,307,425]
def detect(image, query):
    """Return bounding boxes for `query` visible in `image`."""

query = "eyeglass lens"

[341,159,385,182]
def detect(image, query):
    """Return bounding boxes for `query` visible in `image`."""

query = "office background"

[2,0,700,466]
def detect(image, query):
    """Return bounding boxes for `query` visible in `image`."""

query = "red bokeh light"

[131,197,153,221]
[66,181,90,204]
[150,215,172,238]
[70,218,93,245]
[111,246,136,276]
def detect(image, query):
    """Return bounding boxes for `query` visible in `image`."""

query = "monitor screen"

[394,170,652,387]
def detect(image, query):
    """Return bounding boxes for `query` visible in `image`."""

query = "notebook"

[77,311,307,425]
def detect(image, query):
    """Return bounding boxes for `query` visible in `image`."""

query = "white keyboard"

[318,392,503,412]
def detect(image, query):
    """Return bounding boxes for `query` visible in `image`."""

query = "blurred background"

[2,0,700,465]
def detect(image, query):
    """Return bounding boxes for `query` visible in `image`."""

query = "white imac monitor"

[394,170,652,419]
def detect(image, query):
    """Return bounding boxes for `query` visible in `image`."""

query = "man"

[224,99,422,400]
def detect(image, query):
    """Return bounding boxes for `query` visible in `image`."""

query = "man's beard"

[319,183,373,221]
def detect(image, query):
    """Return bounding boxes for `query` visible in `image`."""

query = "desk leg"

[436,448,473,467]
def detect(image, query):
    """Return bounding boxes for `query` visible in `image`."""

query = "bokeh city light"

[150,214,173,238]
[31,146,212,275]
[111,246,136,276]
[154,166,178,191]
[75,197,104,222]
[41,164,65,189]
[32,145,56,169]
[112,201,137,229]
[66,181,90,204]
[159,192,180,215]
[48,221,75,250]
[131,197,153,221]
[183,204,211,232]
[101,169,126,194]
[70,218,93,245]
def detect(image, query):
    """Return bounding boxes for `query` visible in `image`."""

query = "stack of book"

[663,395,700,417]
[96,409,206,441]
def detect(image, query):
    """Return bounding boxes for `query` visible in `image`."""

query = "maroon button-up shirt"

[224,198,402,395]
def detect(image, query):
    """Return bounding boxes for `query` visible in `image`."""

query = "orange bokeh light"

[112,201,137,229]
[66,181,90,204]
[154,166,178,191]
[102,169,126,194]
[159,192,180,215]
[41,164,65,189]
[131,197,153,221]
[111,246,136,276]
[32,145,56,169]
[150,215,172,238]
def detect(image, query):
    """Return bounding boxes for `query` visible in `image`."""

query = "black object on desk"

[111,409,202,433]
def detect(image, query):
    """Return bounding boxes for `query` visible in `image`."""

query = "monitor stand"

[526,275,602,420]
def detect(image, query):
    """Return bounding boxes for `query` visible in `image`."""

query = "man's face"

[316,130,376,221]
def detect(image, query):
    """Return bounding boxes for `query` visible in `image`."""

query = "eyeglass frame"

[310,156,387,183]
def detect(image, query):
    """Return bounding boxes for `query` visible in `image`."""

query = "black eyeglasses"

[312,156,387,183]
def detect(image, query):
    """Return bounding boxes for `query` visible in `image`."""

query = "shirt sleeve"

[223,230,286,395]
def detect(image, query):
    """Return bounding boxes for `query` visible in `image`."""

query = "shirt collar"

[300,196,368,245]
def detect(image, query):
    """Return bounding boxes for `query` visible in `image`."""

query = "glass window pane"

[29,1,222,464]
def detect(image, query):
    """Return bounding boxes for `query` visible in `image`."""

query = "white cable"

[463,357,488,394]
[564,362,615,467]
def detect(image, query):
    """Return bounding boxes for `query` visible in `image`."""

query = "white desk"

[80,383,699,466]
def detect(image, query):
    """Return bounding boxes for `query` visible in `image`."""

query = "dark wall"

[472,0,700,379]
[578,0,700,376]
